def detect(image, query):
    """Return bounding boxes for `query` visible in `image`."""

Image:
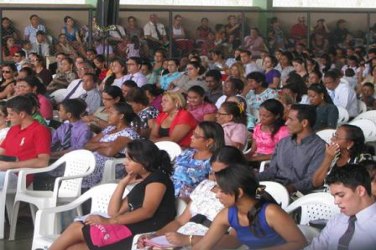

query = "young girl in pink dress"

[248,99,289,163]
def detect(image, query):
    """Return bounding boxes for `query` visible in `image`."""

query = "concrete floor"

[0,216,33,250]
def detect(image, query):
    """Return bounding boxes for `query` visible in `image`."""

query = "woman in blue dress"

[172,121,225,201]
[193,164,306,250]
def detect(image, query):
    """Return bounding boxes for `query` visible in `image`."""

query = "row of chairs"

[317,110,376,143]
[0,141,183,241]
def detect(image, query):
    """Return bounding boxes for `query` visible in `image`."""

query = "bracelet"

[189,234,193,246]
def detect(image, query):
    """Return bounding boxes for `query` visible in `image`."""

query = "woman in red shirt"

[150,92,196,148]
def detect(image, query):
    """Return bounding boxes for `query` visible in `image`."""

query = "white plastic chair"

[260,181,289,209]
[284,192,340,225]
[100,157,125,184]
[353,110,376,124]
[316,129,336,144]
[155,141,182,162]
[32,183,119,250]
[9,150,96,240]
[259,160,271,173]
[0,169,20,239]
[50,88,68,104]
[349,119,376,142]
[358,100,367,114]
[336,106,349,125]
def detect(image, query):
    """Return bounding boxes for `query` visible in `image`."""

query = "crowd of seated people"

[2,11,376,250]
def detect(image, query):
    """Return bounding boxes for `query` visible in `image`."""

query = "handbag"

[90,224,132,247]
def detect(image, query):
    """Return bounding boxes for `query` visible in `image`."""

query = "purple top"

[151,95,163,112]
[187,102,217,122]
[51,120,92,151]
[265,69,281,86]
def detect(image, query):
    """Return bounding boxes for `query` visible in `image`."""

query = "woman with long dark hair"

[312,124,370,188]
[308,83,338,131]
[82,102,140,189]
[248,99,289,162]
[172,121,225,200]
[50,139,176,250]
[193,164,306,249]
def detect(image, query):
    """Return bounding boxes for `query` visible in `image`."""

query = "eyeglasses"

[217,112,230,116]
[102,97,114,101]
[2,71,11,74]
[332,133,348,140]
[192,132,206,139]
[186,67,195,71]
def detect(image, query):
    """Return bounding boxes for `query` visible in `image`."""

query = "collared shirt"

[329,80,358,117]
[306,202,376,250]
[82,88,102,115]
[51,120,92,151]
[143,21,167,40]
[206,85,223,104]
[24,24,46,43]
[123,72,147,87]
[31,41,50,57]
[258,133,326,193]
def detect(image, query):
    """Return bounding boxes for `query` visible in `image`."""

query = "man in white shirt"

[324,70,358,118]
[124,57,147,87]
[143,14,168,51]
[24,14,46,44]
[239,49,262,77]
[62,62,93,103]
[306,165,376,250]
[31,31,50,57]
[14,50,28,72]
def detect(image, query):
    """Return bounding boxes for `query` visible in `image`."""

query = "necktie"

[63,80,82,101]
[61,124,72,150]
[38,44,42,56]
[129,75,133,81]
[154,23,162,40]
[338,215,357,250]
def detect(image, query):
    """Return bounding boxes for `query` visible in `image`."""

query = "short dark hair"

[36,30,45,36]
[324,69,340,80]
[60,98,87,119]
[290,104,316,127]
[83,73,99,84]
[188,85,205,97]
[6,95,33,115]
[246,72,267,88]
[16,50,26,58]
[205,69,222,83]
[122,80,138,88]
[29,14,38,20]
[326,164,372,196]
